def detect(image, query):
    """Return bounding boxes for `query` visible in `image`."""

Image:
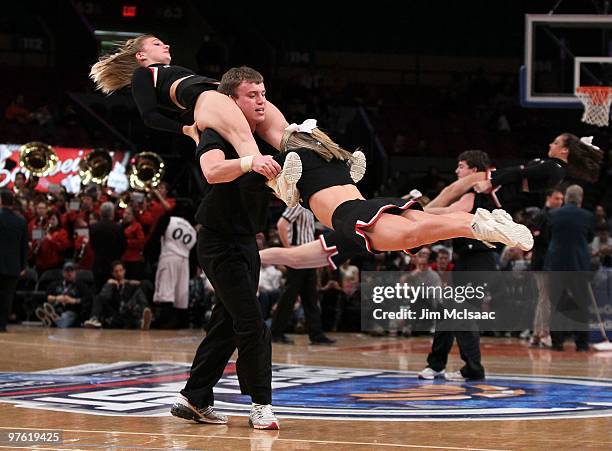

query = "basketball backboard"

[521,14,612,108]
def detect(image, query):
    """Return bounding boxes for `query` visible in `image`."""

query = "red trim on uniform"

[354,200,418,255]
[148,66,159,87]
[319,234,338,270]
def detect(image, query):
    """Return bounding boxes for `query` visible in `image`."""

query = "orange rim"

[577,86,612,105]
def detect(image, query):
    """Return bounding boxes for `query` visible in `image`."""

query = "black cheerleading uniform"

[488,158,567,208]
[131,64,218,134]
[243,148,422,258]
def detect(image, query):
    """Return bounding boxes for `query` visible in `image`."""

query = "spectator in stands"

[90,202,126,291]
[148,182,176,229]
[28,201,48,238]
[430,247,454,286]
[591,223,612,268]
[0,190,28,332]
[32,212,71,273]
[121,206,145,279]
[431,247,453,272]
[84,261,152,329]
[594,204,609,230]
[13,172,32,200]
[340,260,359,297]
[62,192,96,229]
[403,247,442,336]
[135,196,155,235]
[4,94,31,124]
[36,261,92,328]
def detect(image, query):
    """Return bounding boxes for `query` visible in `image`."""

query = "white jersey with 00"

[160,216,196,259]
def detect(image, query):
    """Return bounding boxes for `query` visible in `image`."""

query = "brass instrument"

[79,149,113,186]
[75,235,88,262]
[128,151,165,192]
[19,141,58,177]
[118,191,131,209]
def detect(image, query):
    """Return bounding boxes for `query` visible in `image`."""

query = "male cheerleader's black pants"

[271,268,323,340]
[181,230,272,406]
[426,252,495,380]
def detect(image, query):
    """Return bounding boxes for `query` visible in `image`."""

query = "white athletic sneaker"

[471,208,534,251]
[540,335,553,348]
[170,394,228,424]
[491,208,534,251]
[417,367,445,380]
[348,150,366,183]
[83,317,102,329]
[140,307,152,330]
[267,151,302,208]
[444,371,467,382]
[249,403,280,430]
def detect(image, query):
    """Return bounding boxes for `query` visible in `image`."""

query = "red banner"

[0,144,128,192]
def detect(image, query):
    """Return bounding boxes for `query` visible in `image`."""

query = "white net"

[576,87,612,127]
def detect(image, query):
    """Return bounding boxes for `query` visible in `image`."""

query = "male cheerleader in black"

[418,150,496,382]
[169,67,280,429]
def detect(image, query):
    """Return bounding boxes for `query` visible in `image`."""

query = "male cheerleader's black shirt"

[194,128,269,236]
[490,158,567,192]
[131,64,217,134]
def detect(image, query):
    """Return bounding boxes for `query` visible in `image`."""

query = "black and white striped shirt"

[282,205,315,246]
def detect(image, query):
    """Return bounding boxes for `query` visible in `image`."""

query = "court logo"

[0,362,611,421]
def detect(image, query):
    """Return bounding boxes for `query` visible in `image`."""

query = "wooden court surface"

[0,326,610,450]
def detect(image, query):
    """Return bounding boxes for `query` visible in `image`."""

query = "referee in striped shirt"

[271,205,335,345]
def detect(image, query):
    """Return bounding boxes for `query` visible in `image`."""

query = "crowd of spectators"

[3,158,612,353]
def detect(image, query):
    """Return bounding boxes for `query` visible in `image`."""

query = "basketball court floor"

[0,327,610,450]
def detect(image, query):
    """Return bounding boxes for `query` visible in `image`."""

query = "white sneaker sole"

[444,375,467,382]
[279,152,302,207]
[349,150,366,183]
[249,418,280,430]
[417,371,445,380]
[171,396,228,424]
[491,209,533,250]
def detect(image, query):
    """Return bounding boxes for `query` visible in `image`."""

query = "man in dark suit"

[0,189,28,332]
[544,185,595,351]
[90,202,127,292]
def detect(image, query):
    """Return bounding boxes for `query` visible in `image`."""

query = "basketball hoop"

[576,86,612,127]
